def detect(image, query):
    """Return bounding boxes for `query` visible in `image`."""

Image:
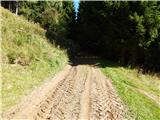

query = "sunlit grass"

[1,7,68,111]
[99,60,160,120]
[2,60,65,111]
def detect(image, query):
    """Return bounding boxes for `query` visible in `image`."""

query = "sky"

[73,0,80,19]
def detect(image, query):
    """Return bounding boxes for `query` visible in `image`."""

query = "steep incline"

[1,7,68,111]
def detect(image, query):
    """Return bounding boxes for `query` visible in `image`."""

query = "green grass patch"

[1,7,68,111]
[98,59,160,120]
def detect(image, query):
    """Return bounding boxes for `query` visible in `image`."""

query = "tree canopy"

[73,1,160,72]
[2,1,160,72]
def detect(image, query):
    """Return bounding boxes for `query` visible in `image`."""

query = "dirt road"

[4,64,127,120]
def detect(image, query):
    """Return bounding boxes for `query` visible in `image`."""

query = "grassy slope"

[1,7,68,111]
[98,60,160,120]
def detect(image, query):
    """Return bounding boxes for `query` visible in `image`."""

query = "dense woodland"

[73,1,160,72]
[2,1,160,72]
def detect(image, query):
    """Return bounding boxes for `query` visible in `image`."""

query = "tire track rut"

[90,68,126,120]
[3,65,128,120]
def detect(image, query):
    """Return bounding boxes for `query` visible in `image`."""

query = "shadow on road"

[69,56,119,69]
[70,56,100,66]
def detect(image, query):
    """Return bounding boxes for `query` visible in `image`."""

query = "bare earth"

[3,64,127,120]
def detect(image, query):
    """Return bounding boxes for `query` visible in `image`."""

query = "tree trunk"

[120,48,125,65]
[15,1,18,15]
[8,2,11,11]
[130,47,136,67]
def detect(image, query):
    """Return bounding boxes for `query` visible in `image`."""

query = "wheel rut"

[3,65,128,120]
[89,68,126,120]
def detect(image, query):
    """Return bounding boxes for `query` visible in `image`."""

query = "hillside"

[1,7,68,111]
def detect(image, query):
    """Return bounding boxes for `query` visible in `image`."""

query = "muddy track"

[3,65,128,120]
